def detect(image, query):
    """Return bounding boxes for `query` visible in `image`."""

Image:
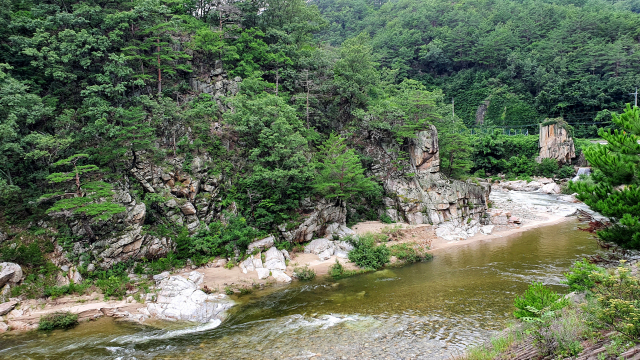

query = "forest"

[1,0,640,268]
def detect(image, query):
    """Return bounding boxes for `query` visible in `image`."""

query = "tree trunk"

[157,38,162,95]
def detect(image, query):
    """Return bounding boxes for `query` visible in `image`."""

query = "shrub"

[96,276,129,299]
[557,165,574,179]
[348,236,390,270]
[224,286,234,295]
[329,259,346,279]
[563,259,606,293]
[177,216,260,259]
[537,158,559,178]
[38,312,78,330]
[513,282,569,319]
[389,243,431,263]
[380,213,394,224]
[293,266,316,280]
[44,280,92,299]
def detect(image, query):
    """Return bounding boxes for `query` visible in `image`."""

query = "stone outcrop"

[238,246,292,282]
[536,121,575,165]
[0,263,22,288]
[147,271,234,323]
[189,60,241,111]
[278,199,346,243]
[305,238,353,260]
[365,125,490,227]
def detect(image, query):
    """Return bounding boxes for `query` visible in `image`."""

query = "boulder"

[480,225,494,235]
[181,202,197,216]
[325,223,356,240]
[335,241,354,253]
[0,300,18,316]
[147,275,233,323]
[435,224,469,241]
[240,257,255,274]
[540,183,561,194]
[281,249,290,261]
[279,199,347,243]
[0,285,10,303]
[264,247,286,270]
[304,238,335,255]
[0,321,7,333]
[247,236,275,253]
[270,270,292,283]
[153,271,170,281]
[318,249,334,261]
[256,268,270,280]
[188,271,204,286]
[0,263,22,288]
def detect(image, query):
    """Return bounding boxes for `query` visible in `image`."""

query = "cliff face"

[365,125,491,226]
[536,123,575,165]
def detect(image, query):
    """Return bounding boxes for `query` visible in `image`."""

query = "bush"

[563,259,605,293]
[293,266,316,280]
[44,280,92,299]
[557,165,575,179]
[96,276,129,299]
[177,216,261,259]
[329,259,346,279]
[389,243,431,263]
[347,236,390,270]
[513,282,569,319]
[0,241,46,268]
[38,311,78,330]
[536,158,559,178]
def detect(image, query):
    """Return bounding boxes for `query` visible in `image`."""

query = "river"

[0,219,600,359]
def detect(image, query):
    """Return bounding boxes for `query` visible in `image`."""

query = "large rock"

[435,223,470,241]
[365,127,490,227]
[0,300,18,316]
[264,247,286,270]
[270,270,292,283]
[304,238,335,255]
[0,263,22,288]
[325,223,356,240]
[147,273,233,323]
[536,121,575,165]
[540,183,561,194]
[247,236,275,253]
[279,199,346,243]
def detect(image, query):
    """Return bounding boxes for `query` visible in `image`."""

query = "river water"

[0,219,599,359]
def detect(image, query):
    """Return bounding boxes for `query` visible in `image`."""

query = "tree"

[313,133,377,201]
[571,104,640,249]
[42,154,126,241]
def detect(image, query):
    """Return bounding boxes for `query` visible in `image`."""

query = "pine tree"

[42,154,126,241]
[313,134,377,201]
[570,104,640,248]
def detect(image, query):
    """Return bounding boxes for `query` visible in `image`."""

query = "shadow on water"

[0,220,601,359]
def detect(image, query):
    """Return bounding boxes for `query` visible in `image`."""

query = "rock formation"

[365,125,490,227]
[536,121,575,165]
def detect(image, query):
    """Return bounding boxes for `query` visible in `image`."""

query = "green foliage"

[44,280,92,299]
[571,105,640,249]
[177,216,260,259]
[313,134,377,201]
[537,158,559,178]
[588,262,640,339]
[563,259,606,293]
[513,282,569,319]
[293,265,316,280]
[347,236,390,270]
[0,241,46,268]
[96,276,129,299]
[389,243,431,264]
[38,312,78,331]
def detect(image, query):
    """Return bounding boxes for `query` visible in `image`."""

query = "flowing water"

[0,219,600,360]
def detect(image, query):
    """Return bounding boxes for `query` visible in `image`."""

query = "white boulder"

[264,247,286,270]
[247,236,275,253]
[147,275,233,323]
[540,183,561,194]
[0,263,22,288]
[270,270,292,283]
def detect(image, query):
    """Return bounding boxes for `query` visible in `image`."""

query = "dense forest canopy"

[314,0,640,134]
[1,0,639,235]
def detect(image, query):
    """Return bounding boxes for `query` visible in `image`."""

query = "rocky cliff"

[364,124,491,226]
[536,121,575,165]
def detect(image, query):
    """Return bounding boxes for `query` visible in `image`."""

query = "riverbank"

[1,190,591,334]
